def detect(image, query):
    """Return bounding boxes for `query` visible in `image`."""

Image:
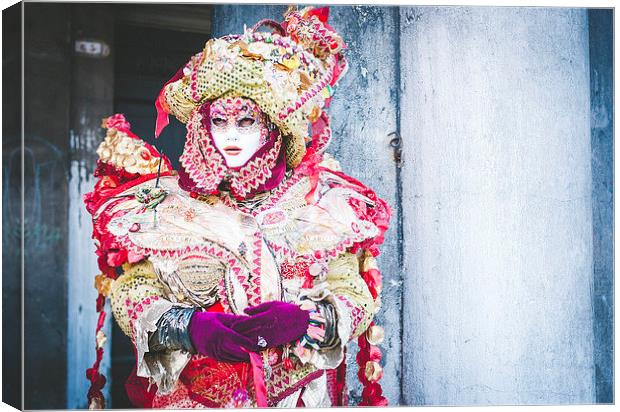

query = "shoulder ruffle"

[84,114,174,277]
[266,165,392,261]
[318,168,391,258]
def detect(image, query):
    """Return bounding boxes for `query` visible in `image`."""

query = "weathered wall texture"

[588,9,614,404]
[23,3,72,409]
[325,6,402,404]
[213,5,403,405]
[2,3,22,410]
[400,7,595,405]
[66,5,115,408]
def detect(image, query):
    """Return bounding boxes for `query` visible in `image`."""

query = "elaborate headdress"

[155,6,348,168]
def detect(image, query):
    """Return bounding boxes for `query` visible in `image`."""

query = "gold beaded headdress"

[155,6,348,168]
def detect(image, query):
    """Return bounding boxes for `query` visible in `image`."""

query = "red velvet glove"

[188,311,257,362]
[232,301,310,350]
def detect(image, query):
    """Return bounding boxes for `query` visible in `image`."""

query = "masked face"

[209,97,270,168]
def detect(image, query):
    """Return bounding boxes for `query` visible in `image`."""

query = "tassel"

[155,93,170,139]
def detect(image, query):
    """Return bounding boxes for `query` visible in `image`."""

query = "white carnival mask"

[209,97,270,168]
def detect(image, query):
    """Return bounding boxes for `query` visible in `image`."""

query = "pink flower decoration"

[106,114,131,132]
[106,249,127,267]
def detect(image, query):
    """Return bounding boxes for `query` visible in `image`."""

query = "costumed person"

[83,6,391,408]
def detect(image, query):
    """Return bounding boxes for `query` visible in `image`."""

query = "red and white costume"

[84,6,391,409]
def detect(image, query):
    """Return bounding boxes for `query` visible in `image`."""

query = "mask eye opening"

[211,117,227,127]
[238,117,256,128]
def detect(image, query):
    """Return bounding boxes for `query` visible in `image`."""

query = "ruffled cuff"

[131,297,192,394]
[295,286,352,370]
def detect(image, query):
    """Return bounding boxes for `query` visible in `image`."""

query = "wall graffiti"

[3,138,67,255]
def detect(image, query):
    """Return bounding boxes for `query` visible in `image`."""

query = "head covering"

[155,6,348,168]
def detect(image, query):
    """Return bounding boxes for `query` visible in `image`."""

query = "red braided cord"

[356,249,389,405]
[86,293,107,408]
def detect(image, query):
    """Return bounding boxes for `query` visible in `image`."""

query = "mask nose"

[223,128,240,142]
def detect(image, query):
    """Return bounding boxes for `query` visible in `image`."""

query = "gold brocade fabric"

[97,128,171,175]
[109,260,166,338]
[326,253,375,338]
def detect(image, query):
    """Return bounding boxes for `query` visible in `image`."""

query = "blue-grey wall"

[588,8,614,404]
[2,3,22,410]
[400,7,595,405]
[23,3,72,409]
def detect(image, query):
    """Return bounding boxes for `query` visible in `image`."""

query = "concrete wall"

[588,8,614,404]
[23,3,72,409]
[327,6,403,405]
[400,7,595,405]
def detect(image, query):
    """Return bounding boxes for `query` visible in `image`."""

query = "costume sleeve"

[327,252,377,339]
[298,252,377,369]
[109,259,191,394]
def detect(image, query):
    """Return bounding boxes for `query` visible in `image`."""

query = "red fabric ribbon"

[155,65,186,138]
[296,153,326,205]
[246,350,268,407]
[305,6,329,23]
[296,111,334,204]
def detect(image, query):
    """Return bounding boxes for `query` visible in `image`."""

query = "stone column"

[326,6,402,405]
[399,7,595,405]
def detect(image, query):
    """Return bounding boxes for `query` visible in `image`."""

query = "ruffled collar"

[178,106,287,201]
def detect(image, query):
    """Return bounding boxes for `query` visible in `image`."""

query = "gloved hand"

[232,301,310,350]
[189,311,257,362]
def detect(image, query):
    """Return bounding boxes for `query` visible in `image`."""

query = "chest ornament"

[135,185,168,209]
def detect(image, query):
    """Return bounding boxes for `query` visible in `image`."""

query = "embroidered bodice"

[99,167,382,313]
[93,159,388,407]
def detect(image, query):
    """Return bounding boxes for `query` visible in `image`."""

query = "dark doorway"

[111,5,212,407]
